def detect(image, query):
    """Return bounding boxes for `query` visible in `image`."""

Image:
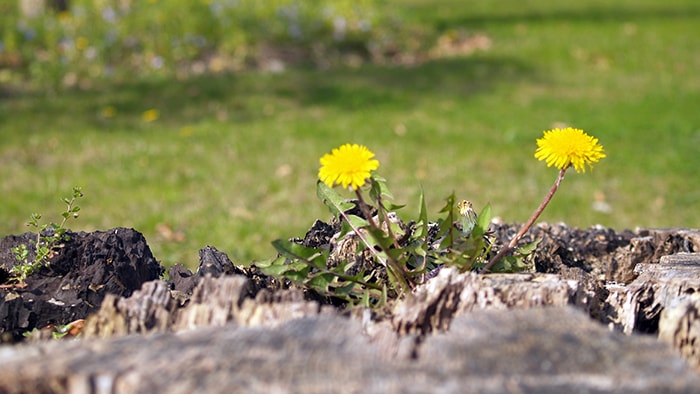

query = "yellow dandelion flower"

[142,109,160,123]
[100,106,116,118]
[76,37,89,51]
[58,12,71,23]
[319,143,379,190]
[535,127,606,173]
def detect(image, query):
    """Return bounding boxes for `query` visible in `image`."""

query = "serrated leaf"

[253,256,285,269]
[345,214,369,230]
[366,226,395,251]
[271,239,324,262]
[441,192,456,217]
[334,280,359,296]
[317,180,354,216]
[369,175,394,201]
[435,192,458,250]
[285,266,312,282]
[415,187,429,239]
[254,262,291,277]
[515,239,541,255]
[306,272,336,291]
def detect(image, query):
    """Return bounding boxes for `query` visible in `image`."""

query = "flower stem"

[353,189,412,294]
[355,190,378,229]
[482,167,568,273]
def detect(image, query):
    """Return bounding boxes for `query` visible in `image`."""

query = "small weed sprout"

[10,187,84,282]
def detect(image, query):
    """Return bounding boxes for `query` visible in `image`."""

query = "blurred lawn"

[1,0,699,270]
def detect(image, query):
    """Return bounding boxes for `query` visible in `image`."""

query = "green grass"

[2,0,699,270]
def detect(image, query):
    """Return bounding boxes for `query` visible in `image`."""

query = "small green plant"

[10,187,84,282]
[257,144,530,307]
[259,127,606,308]
[22,319,84,340]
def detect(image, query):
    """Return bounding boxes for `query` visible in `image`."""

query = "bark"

[1,307,698,393]
[2,228,700,392]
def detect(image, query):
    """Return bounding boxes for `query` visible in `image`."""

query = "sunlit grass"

[2,0,699,270]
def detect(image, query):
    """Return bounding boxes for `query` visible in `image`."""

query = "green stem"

[315,266,383,291]
[482,167,568,273]
[352,189,412,294]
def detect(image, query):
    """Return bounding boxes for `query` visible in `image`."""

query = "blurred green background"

[1,0,699,270]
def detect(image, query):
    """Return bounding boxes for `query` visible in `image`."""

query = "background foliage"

[1,0,699,271]
[1,0,398,89]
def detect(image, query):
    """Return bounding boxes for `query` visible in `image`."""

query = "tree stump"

[2,227,700,392]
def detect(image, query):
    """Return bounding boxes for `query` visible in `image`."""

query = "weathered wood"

[649,253,700,369]
[393,268,598,335]
[1,307,698,393]
[76,254,700,374]
[83,275,331,337]
[659,292,700,370]
[598,252,700,369]
[605,253,700,334]
[419,307,700,392]
[3,227,700,392]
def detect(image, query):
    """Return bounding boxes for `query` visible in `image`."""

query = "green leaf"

[284,265,312,282]
[306,272,336,291]
[515,239,541,255]
[360,287,371,307]
[334,280,359,296]
[254,257,295,277]
[368,174,394,201]
[254,256,284,269]
[317,180,354,217]
[438,192,457,249]
[343,214,368,231]
[380,284,388,306]
[366,226,395,251]
[416,187,429,239]
[369,176,406,212]
[501,256,530,272]
[272,239,322,260]
[476,203,492,233]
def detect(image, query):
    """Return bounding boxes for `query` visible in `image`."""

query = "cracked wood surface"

[2,256,700,392]
[2,226,700,393]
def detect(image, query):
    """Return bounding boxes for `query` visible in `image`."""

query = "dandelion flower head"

[319,143,379,190]
[535,127,606,173]
[142,108,160,123]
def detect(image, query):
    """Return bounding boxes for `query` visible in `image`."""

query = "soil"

[0,219,696,343]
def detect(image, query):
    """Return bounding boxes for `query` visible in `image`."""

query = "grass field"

[2,0,699,270]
